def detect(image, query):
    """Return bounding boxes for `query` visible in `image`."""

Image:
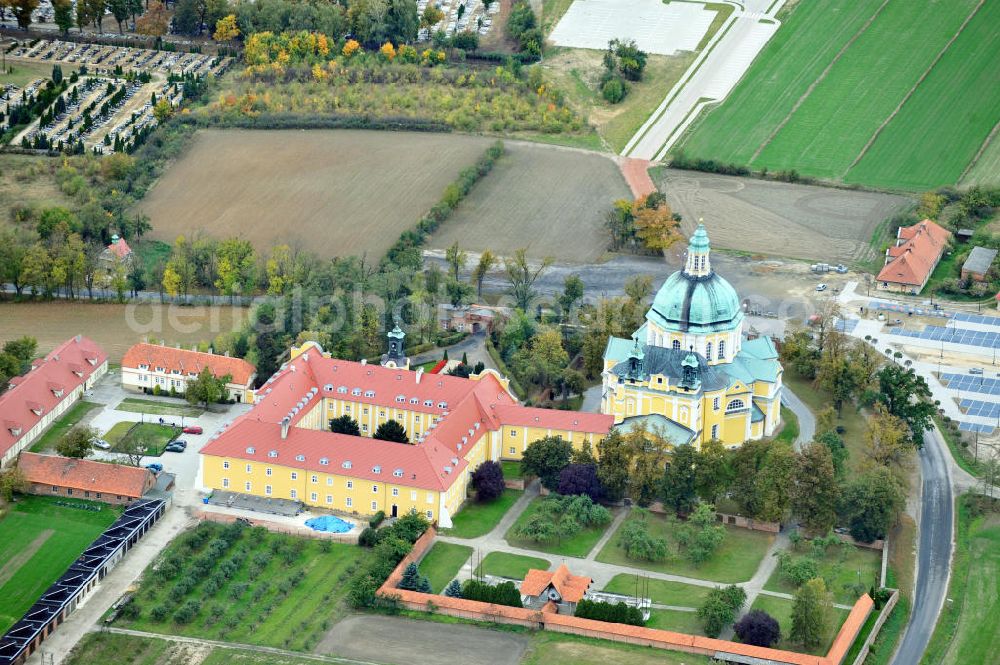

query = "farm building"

[876,219,951,293]
[199,337,612,527]
[0,336,108,468]
[121,343,256,403]
[520,564,592,613]
[17,452,156,505]
[437,304,506,334]
[601,224,783,449]
[960,246,997,282]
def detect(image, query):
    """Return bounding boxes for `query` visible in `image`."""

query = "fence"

[645,501,782,533]
[848,590,899,665]
[195,509,359,544]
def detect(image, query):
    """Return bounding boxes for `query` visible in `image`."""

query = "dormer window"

[395,395,405,403]
[437,402,447,409]
[352,388,362,396]
[424,400,433,407]
[324,384,333,391]
[8,426,21,437]
[295,454,305,462]
[372,465,381,474]
[337,386,347,394]
[342,461,352,469]
[410,397,419,404]
[364,390,375,398]
[246,446,255,454]
[320,457,329,465]
[268,450,278,458]
[155,366,164,372]
[51,388,63,398]
[393,468,403,477]
[172,369,181,375]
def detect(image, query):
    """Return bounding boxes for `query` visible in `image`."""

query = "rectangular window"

[364,408,369,415]
[223,461,230,469]
[84,491,90,497]
[311,475,318,483]
[66,488,74,495]
[223,478,229,488]
[265,485,272,495]
[290,489,297,499]
[426,493,433,504]
[326,495,333,504]
[347,480,353,489]
[509,446,515,454]
[327,477,333,485]
[426,510,433,519]
[291,472,298,480]
[509,429,517,437]
[311,492,318,501]
[266,468,272,476]
[371,501,378,511]
[362,424,368,432]
[96,493,101,499]
[346,497,353,507]
[392,488,399,496]
[246,464,252,473]
[410,491,417,501]
[245,481,251,491]
[711,424,719,439]
[52,485,58,492]
[713,397,720,410]
[372,485,378,493]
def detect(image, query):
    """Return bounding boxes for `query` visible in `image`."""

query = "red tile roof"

[106,236,132,259]
[520,564,592,603]
[877,219,951,287]
[200,418,467,491]
[1,336,107,461]
[19,452,153,497]
[492,404,613,434]
[122,343,256,386]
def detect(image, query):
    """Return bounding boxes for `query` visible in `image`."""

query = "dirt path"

[0,529,53,587]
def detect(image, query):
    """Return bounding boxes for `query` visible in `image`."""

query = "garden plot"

[549,0,714,55]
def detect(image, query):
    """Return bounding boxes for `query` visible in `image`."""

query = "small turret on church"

[381,324,410,369]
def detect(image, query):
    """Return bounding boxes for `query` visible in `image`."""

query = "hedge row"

[181,112,450,133]
[574,598,645,626]
[460,579,523,608]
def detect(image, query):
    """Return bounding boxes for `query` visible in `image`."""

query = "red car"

[182,426,203,434]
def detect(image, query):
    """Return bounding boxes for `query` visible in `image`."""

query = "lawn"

[115,397,204,418]
[442,489,522,539]
[0,60,56,88]
[29,400,102,452]
[502,461,523,481]
[118,521,367,651]
[920,494,999,665]
[763,542,882,605]
[597,511,774,584]
[104,421,179,456]
[644,609,703,635]
[602,574,711,608]
[783,372,867,473]
[750,594,850,656]
[505,496,614,559]
[418,542,472,593]
[521,631,712,665]
[845,0,1000,190]
[0,496,119,633]
[934,415,983,477]
[775,405,799,444]
[65,632,327,665]
[475,552,550,580]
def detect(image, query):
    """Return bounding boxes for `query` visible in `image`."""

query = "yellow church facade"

[601,224,783,450]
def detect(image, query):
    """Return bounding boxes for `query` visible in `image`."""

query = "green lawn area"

[0,496,119,633]
[521,631,712,665]
[115,397,204,418]
[775,404,799,444]
[502,460,523,481]
[602,574,711,608]
[0,60,56,88]
[418,542,472,593]
[934,415,983,477]
[29,400,102,452]
[505,496,614,559]
[750,594,850,656]
[442,489,522,539]
[644,609,703,635]
[104,421,179,456]
[783,372,867,473]
[920,494,1000,665]
[118,521,366,651]
[65,632,327,665]
[596,510,774,584]
[475,552,550,580]
[764,543,882,605]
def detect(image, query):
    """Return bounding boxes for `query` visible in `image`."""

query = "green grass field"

[750,594,850,656]
[119,522,366,651]
[0,496,119,633]
[104,422,179,456]
[475,552,550,580]
[505,497,613,559]
[920,495,1000,665]
[501,461,523,481]
[783,373,868,473]
[846,0,1000,189]
[29,400,102,452]
[418,542,472,593]
[644,609,703,634]
[602,574,711,608]
[776,405,799,444]
[114,397,204,418]
[0,60,56,88]
[596,511,773,584]
[442,489,523,539]
[65,632,326,665]
[677,0,999,190]
[763,543,882,605]
[962,132,1000,187]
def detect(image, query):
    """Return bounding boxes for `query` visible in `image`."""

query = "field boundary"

[844,0,987,176]
[748,0,892,164]
[959,118,1000,185]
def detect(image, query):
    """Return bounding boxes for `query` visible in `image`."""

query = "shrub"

[370,510,386,528]
[698,585,746,638]
[359,526,380,547]
[444,579,463,598]
[618,514,669,562]
[471,460,505,502]
[149,604,170,622]
[601,76,626,104]
[230,582,249,600]
[461,580,522,607]
[575,598,644,626]
[776,552,820,587]
[173,599,200,624]
[734,609,781,647]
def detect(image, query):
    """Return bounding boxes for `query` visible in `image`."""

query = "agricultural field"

[142,129,492,259]
[0,496,119,633]
[676,0,1000,191]
[0,302,250,362]
[961,132,1000,188]
[654,167,910,265]
[428,141,630,262]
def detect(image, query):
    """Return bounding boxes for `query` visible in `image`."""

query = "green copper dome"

[646,225,743,334]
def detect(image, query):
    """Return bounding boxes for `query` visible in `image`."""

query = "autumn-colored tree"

[864,404,912,471]
[153,99,173,122]
[632,194,682,253]
[379,41,396,60]
[342,38,362,57]
[214,13,239,42]
[420,3,443,29]
[215,237,256,300]
[472,249,495,299]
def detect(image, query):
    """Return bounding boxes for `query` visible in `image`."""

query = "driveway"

[780,385,816,448]
[315,615,528,665]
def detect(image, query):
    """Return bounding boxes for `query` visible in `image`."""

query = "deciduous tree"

[791,578,832,649]
[875,364,934,445]
[735,609,781,647]
[557,463,602,501]
[840,466,904,542]
[505,248,553,312]
[471,460,505,502]
[661,444,697,516]
[521,435,572,490]
[792,443,838,534]
[596,430,633,502]
[185,367,232,408]
[57,426,96,458]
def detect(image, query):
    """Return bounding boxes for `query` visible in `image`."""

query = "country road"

[889,425,954,665]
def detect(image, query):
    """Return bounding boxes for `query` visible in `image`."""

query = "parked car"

[182,425,203,434]
[93,439,111,450]
[969,367,984,375]
[835,264,848,274]
[171,440,188,450]
[816,283,829,292]
[165,442,186,453]
[145,462,163,473]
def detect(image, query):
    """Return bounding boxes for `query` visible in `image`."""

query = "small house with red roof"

[520,564,592,613]
[98,234,134,284]
[876,219,951,294]
[1,336,108,467]
[121,343,256,403]
[18,452,155,504]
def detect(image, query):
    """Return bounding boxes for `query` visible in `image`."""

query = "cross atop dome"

[683,220,712,278]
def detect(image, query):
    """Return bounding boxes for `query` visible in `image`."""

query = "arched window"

[726,399,745,413]
[705,342,712,359]
[672,340,681,350]
[718,340,726,359]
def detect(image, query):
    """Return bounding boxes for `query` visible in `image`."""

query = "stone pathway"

[585,506,629,560]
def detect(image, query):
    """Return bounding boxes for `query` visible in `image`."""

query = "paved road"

[780,385,816,448]
[889,425,954,665]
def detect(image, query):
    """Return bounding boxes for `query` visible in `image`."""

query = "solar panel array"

[941,373,1000,395]
[892,326,1000,349]
[953,312,1000,326]
[959,422,995,434]
[960,398,1000,419]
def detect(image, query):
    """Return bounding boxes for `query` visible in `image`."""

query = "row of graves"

[13,38,230,78]
[417,0,501,40]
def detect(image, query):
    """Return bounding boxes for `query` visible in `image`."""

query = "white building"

[121,343,256,403]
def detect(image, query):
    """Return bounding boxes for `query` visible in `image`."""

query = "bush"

[359,526,380,547]
[575,598,644,626]
[618,513,669,562]
[149,604,170,622]
[370,510,386,528]
[601,76,626,104]
[697,585,746,638]
[734,609,781,647]
[471,460,505,502]
[173,599,200,624]
[776,552,820,587]
[461,580,523,607]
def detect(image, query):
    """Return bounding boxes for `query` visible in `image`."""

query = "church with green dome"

[601,224,783,449]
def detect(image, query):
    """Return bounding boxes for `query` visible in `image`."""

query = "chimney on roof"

[361,358,367,366]
[280,416,290,440]
[416,367,423,384]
